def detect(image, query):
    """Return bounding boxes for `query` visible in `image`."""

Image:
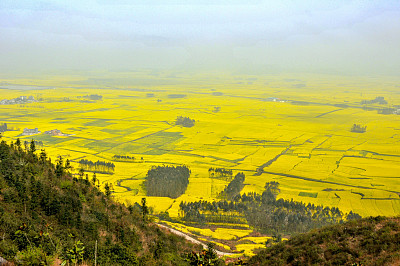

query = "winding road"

[156,223,237,257]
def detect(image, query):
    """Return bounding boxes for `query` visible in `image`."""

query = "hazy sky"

[1,0,399,76]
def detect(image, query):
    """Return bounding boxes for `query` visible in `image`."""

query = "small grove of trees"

[361,96,387,105]
[145,165,190,198]
[113,155,136,161]
[77,94,103,101]
[219,172,245,200]
[208,167,232,179]
[350,124,367,133]
[378,108,396,115]
[175,116,195,127]
[78,159,115,174]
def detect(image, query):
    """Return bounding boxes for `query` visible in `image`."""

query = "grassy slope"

[248,216,400,265]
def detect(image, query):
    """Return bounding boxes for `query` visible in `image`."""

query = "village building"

[22,128,40,136]
[44,129,71,136]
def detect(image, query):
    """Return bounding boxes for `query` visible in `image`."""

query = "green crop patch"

[83,140,117,151]
[26,134,71,145]
[298,192,318,198]
[83,119,115,127]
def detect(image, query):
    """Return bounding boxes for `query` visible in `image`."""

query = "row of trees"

[179,200,248,225]
[78,159,115,174]
[112,155,144,161]
[180,181,361,235]
[208,167,233,179]
[113,155,135,160]
[145,165,190,198]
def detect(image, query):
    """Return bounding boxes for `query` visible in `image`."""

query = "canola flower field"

[1,73,399,255]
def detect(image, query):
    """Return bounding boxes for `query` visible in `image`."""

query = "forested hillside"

[248,216,400,265]
[0,138,198,265]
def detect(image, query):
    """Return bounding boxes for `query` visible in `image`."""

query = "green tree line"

[180,181,361,235]
[78,159,115,174]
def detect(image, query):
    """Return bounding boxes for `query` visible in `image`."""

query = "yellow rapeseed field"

[1,73,400,255]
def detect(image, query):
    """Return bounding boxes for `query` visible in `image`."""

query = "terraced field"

[1,73,399,255]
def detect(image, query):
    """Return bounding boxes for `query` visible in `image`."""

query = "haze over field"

[1,0,400,76]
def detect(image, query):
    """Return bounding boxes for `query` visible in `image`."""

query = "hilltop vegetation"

[0,139,198,265]
[248,216,400,265]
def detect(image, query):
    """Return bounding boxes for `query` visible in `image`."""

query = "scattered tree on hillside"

[104,182,114,198]
[186,243,222,266]
[141,198,149,222]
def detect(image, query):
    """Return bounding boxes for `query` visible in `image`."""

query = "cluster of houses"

[0,95,36,105]
[44,129,71,136]
[22,128,40,136]
[22,128,71,136]
[265,97,286,103]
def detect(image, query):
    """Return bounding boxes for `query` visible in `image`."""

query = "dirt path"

[156,224,237,257]
[254,145,292,176]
